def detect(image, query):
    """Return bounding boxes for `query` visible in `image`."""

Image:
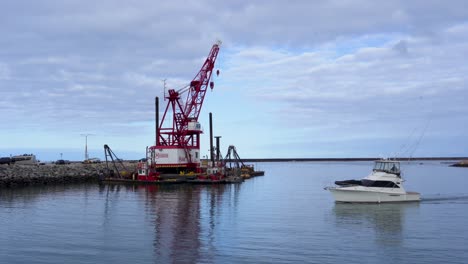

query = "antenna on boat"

[378,154,386,161]
[395,126,419,159]
[407,118,432,160]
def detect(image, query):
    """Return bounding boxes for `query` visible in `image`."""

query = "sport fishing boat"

[326,160,420,203]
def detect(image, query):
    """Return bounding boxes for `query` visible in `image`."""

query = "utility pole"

[80,134,94,161]
[215,136,221,161]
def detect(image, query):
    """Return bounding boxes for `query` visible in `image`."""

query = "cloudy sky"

[1,0,467,161]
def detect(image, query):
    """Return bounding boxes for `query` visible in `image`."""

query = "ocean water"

[0,161,467,264]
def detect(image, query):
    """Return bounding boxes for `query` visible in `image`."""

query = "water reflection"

[100,183,241,263]
[333,203,419,247]
[0,183,95,207]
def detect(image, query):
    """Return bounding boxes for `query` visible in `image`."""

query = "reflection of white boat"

[326,160,420,203]
[332,202,419,245]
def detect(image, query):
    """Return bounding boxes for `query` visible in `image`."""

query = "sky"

[1,0,467,161]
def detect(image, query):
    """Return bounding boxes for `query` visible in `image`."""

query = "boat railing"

[373,168,401,177]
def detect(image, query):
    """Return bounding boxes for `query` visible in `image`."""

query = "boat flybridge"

[326,160,420,203]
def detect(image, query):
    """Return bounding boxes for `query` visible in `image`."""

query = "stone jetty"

[451,160,468,167]
[0,162,136,188]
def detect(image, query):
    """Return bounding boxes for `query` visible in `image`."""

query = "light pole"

[80,134,94,161]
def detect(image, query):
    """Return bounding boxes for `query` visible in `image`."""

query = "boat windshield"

[373,161,400,175]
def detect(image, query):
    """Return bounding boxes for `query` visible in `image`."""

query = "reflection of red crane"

[149,41,221,173]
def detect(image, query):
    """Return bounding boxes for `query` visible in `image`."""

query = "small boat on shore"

[11,154,38,165]
[326,160,420,203]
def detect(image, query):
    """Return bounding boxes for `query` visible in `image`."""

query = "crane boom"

[183,41,220,120]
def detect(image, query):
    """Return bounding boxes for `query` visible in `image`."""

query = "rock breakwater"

[0,163,135,188]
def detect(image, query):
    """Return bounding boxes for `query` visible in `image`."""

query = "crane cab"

[187,121,202,132]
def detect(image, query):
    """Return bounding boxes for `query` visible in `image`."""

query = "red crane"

[149,41,221,173]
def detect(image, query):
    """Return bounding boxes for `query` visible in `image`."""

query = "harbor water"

[1,161,467,263]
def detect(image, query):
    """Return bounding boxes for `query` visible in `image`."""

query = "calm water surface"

[1,161,467,264]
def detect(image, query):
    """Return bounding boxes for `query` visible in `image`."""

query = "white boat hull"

[328,188,420,203]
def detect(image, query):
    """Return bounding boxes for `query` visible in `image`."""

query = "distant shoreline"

[220,157,468,162]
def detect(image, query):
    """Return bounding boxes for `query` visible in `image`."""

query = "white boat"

[326,160,420,203]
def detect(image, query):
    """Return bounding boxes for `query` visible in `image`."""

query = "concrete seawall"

[0,163,135,188]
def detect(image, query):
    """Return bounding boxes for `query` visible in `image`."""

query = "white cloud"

[20,56,76,66]
[0,63,11,80]
[53,70,107,82]
[216,24,468,156]
[123,73,165,87]
[445,22,468,37]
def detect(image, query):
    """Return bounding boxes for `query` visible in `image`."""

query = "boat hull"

[100,177,186,185]
[328,188,420,203]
